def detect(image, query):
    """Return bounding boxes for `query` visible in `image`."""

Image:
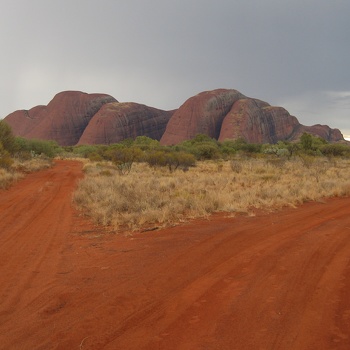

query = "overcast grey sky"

[1,0,349,136]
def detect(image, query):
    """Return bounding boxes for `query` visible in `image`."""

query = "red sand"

[0,160,349,349]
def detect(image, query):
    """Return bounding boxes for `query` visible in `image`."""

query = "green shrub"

[262,144,291,158]
[320,143,350,157]
[145,150,167,168]
[88,152,104,162]
[178,134,220,160]
[165,151,196,171]
[300,133,327,153]
[72,145,100,158]
[0,121,17,154]
[0,142,13,169]
[15,137,62,158]
[194,143,220,160]
[111,147,143,174]
[145,150,196,171]
[219,138,262,155]
[133,136,160,150]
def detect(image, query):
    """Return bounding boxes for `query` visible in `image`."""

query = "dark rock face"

[160,89,245,145]
[4,89,345,146]
[78,102,174,145]
[5,91,117,146]
[161,89,344,144]
[219,99,300,143]
[291,124,344,142]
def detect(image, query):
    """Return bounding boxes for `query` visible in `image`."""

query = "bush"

[240,142,262,154]
[88,152,104,162]
[111,147,143,174]
[320,143,350,157]
[219,144,237,157]
[15,137,62,158]
[72,145,100,158]
[194,143,220,160]
[145,150,196,171]
[219,138,262,155]
[133,136,160,150]
[145,150,167,168]
[300,133,313,151]
[165,151,196,171]
[300,133,327,154]
[262,143,291,158]
[178,134,220,160]
[0,121,17,154]
[0,142,13,169]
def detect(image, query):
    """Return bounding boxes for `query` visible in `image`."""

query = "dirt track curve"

[0,160,350,350]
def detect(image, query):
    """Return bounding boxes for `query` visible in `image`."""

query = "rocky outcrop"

[160,89,245,145]
[161,89,344,144]
[4,88,345,146]
[4,105,48,138]
[78,102,174,145]
[5,91,117,146]
[218,99,300,143]
[291,124,344,142]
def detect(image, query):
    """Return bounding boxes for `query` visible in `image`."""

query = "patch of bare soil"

[0,160,350,349]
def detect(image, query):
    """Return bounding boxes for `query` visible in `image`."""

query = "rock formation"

[5,91,117,146]
[160,89,245,145]
[218,99,300,144]
[160,89,344,145]
[78,102,174,145]
[4,105,48,139]
[4,88,345,146]
[292,124,344,142]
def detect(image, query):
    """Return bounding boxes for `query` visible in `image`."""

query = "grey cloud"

[1,0,349,135]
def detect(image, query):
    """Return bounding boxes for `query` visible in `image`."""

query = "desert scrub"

[0,158,53,190]
[73,157,350,232]
[0,168,23,189]
[12,157,53,173]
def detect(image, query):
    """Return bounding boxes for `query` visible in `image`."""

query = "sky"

[1,0,349,138]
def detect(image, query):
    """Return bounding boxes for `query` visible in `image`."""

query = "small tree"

[15,137,62,158]
[145,150,167,168]
[72,145,100,158]
[134,136,160,150]
[0,142,13,169]
[300,133,327,154]
[194,143,220,160]
[111,147,143,174]
[145,150,195,171]
[0,121,17,154]
[321,143,350,158]
[165,151,196,172]
[191,134,216,144]
[300,133,313,151]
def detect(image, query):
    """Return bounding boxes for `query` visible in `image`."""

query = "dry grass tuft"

[0,168,23,189]
[12,158,53,173]
[0,158,53,189]
[73,158,350,232]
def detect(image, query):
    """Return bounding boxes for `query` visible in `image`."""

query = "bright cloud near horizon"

[1,0,349,137]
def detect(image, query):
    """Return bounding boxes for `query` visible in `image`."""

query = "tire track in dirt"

[0,161,350,349]
[0,161,86,347]
[99,201,350,350]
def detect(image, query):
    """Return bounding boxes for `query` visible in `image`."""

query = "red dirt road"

[1,160,350,350]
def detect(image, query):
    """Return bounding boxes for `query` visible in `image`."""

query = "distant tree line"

[0,120,63,169]
[1,119,350,171]
[67,133,350,173]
